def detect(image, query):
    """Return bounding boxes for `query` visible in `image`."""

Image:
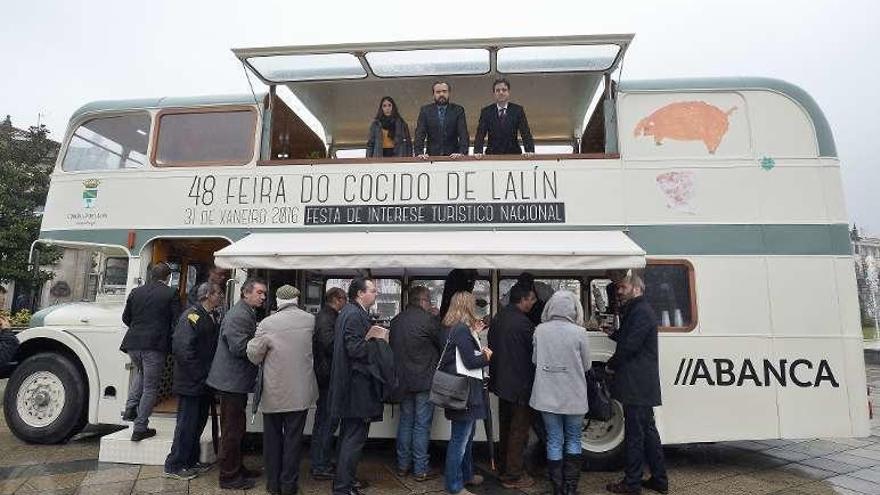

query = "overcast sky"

[3,0,878,233]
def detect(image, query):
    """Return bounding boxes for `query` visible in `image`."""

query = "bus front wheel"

[581,400,626,470]
[3,352,87,444]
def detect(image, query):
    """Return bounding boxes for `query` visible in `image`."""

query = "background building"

[852,226,880,338]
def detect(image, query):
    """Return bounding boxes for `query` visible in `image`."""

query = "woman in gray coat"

[529,291,590,495]
[366,96,412,157]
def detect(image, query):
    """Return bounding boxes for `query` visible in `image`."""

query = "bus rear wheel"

[581,400,626,470]
[3,352,87,444]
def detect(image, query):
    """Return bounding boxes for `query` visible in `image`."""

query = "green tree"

[0,115,59,289]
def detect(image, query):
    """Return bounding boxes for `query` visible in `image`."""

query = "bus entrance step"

[98,418,216,466]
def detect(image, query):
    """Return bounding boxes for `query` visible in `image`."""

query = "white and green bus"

[3,34,867,467]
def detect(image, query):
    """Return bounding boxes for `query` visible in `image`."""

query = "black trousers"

[263,410,308,494]
[332,418,370,495]
[218,392,248,482]
[623,404,668,488]
[310,386,340,473]
[164,394,211,472]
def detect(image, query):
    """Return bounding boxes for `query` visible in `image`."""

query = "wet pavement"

[2,365,880,494]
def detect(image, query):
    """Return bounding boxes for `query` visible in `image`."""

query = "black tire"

[581,401,626,471]
[3,352,88,444]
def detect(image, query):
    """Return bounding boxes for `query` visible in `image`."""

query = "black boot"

[547,459,564,495]
[562,454,582,495]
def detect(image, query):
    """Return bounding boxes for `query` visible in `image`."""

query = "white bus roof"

[232,35,633,147]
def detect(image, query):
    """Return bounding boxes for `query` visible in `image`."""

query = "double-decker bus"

[3,34,867,467]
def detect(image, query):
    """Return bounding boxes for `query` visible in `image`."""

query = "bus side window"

[643,261,696,332]
[62,113,151,171]
[153,108,257,167]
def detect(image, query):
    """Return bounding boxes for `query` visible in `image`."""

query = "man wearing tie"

[474,78,535,158]
[415,81,469,159]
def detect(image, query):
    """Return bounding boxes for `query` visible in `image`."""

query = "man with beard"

[414,81,469,159]
[604,273,668,495]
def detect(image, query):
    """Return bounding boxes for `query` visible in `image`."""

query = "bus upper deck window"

[154,108,257,167]
[61,113,150,171]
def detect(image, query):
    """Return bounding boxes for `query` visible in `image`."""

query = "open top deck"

[232,34,633,148]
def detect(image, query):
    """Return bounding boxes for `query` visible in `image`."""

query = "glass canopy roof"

[234,35,632,83]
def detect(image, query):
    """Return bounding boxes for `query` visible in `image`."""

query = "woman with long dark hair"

[366,96,412,157]
[439,291,492,495]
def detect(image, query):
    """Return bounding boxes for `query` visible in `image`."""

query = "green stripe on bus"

[37,223,853,257]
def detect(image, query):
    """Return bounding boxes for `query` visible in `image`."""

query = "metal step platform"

[98,416,216,466]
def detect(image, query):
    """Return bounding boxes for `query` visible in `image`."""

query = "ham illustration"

[634,101,737,154]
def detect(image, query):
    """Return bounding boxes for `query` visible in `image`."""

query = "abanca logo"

[673,358,839,388]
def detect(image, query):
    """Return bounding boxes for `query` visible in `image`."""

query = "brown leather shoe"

[607,480,641,494]
[501,473,535,489]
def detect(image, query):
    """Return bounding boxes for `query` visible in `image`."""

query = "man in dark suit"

[121,262,181,441]
[604,273,668,495]
[474,78,535,158]
[328,277,388,495]
[414,81,469,159]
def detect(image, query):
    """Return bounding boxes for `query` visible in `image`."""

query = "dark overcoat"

[487,304,536,405]
[389,305,443,393]
[608,296,662,406]
[312,305,338,389]
[328,302,383,420]
[171,304,219,396]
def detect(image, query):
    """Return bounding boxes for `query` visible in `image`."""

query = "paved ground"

[3,366,880,495]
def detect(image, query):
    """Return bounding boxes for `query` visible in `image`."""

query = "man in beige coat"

[247,285,317,495]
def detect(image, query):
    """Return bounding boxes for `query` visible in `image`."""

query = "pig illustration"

[633,101,737,154]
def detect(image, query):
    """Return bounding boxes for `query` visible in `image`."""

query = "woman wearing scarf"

[367,96,413,157]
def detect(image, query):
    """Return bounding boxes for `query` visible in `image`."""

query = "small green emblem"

[82,178,100,208]
[760,156,775,171]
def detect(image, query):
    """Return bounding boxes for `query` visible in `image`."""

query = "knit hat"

[276,284,300,302]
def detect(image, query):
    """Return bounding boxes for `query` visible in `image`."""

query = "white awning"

[213,230,645,271]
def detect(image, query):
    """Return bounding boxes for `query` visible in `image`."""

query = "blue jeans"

[396,391,434,475]
[445,419,475,493]
[541,412,584,461]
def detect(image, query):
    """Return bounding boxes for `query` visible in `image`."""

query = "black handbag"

[428,336,470,410]
[585,366,613,421]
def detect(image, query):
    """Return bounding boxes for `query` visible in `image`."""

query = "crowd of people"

[366,78,535,159]
[119,265,667,495]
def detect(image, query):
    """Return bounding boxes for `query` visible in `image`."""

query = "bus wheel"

[3,353,87,444]
[581,400,626,470]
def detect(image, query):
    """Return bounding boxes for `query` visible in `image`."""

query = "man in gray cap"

[248,285,318,495]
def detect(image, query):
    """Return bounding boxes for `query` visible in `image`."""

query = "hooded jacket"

[529,291,591,415]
